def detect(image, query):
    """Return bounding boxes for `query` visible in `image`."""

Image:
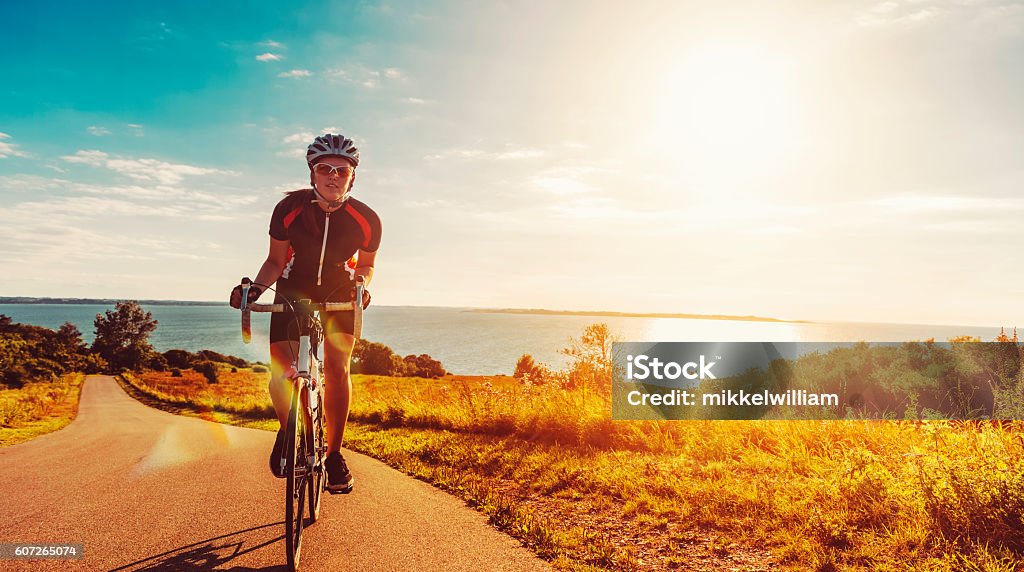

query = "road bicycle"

[238,277,364,571]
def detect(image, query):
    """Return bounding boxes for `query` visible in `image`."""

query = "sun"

[650,43,804,186]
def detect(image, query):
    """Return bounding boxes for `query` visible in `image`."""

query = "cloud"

[0,198,228,267]
[256,52,282,62]
[126,123,145,136]
[325,65,405,89]
[87,126,111,136]
[260,40,284,48]
[277,69,312,78]
[404,97,431,105]
[0,132,28,158]
[425,146,546,161]
[61,150,236,185]
[863,194,1024,213]
[277,128,344,157]
[531,176,595,196]
[855,0,1023,28]
[283,132,315,145]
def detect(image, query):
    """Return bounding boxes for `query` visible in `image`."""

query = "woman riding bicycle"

[230,133,380,493]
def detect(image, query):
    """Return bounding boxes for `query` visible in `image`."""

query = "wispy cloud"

[0,132,28,158]
[277,69,312,78]
[87,125,111,136]
[256,52,282,62]
[863,194,1024,213]
[276,128,343,157]
[126,123,145,136]
[325,65,404,89]
[404,97,431,105]
[260,40,284,48]
[61,150,236,185]
[425,145,546,161]
[531,176,595,196]
[283,132,315,145]
[855,0,1023,28]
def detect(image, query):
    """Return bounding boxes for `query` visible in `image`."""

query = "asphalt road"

[0,376,553,571]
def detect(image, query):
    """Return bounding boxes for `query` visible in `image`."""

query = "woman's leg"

[322,331,355,454]
[269,340,299,428]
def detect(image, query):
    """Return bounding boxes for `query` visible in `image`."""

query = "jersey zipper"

[317,211,331,286]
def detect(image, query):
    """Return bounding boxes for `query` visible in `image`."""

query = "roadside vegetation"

[0,373,86,446]
[5,303,1021,569]
[115,321,1024,571]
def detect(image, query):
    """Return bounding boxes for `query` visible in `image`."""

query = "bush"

[252,364,268,373]
[163,349,249,369]
[403,354,445,378]
[0,317,99,385]
[170,368,182,377]
[163,349,193,369]
[353,340,402,375]
[197,349,249,368]
[514,354,556,385]
[194,361,219,384]
[352,339,446,377]
[148,353,168,371]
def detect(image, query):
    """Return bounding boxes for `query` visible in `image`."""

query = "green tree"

[91,301,158,372]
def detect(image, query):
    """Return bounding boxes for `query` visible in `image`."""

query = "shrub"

[163,349,193,369]
[197,349,249,368]
[170,368,182,377]
[252,364,268,373]
[353,339,402,375]
[514,354,556,385]
[148,353,169,371]
[403,354,445,379]
[195,361,219,384]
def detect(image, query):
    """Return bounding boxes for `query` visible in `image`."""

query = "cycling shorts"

[268,279,357,343]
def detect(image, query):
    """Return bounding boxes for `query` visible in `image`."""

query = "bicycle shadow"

[109,522,287,571]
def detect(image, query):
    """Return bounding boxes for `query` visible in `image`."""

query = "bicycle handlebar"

[246,301,358,313]
[238,276,364,344]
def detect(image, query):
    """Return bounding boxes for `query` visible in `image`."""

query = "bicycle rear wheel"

[284,390,307,571]
[307,392,326,522]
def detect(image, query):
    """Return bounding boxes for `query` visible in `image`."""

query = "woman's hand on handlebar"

[230,284,264,309]
[351,286,371,309]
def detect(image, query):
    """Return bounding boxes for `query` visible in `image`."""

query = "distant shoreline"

[0,297,808,323]
[471,308,809,323]
[0,297,223,306]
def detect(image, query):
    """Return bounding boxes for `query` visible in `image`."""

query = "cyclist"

[230,133,381,493]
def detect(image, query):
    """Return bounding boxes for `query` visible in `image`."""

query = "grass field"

[0,373,86,447]
[119,363,1024,571]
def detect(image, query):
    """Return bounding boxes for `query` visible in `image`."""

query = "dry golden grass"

[0,373,86,446]
[123,366,1024,571]
[127,366,274,419]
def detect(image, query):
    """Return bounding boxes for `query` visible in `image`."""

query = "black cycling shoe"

[325,452,354,493]
[269,429,287,479]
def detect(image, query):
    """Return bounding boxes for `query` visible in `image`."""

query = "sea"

[0,304,1008,375]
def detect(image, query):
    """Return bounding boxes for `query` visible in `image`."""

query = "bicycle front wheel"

[308,391,326,522]
[284,390,307,571]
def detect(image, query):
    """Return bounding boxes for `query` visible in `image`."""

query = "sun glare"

[651,44,804,187]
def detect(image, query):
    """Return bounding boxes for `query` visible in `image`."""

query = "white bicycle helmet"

[306,133,360,168]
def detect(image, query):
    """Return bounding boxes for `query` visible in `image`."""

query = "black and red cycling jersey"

[268,189,381,300]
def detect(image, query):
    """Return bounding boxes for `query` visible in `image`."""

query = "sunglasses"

[312,163,355,177]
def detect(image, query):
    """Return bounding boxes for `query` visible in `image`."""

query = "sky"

[1,0,1022,327]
